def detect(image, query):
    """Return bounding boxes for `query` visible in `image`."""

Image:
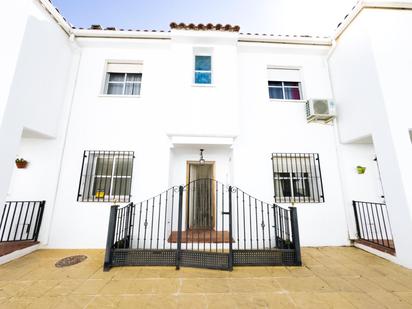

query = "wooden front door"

[186,161,215,229]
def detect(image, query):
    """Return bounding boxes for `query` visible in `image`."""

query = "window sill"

[269,99,306,103]
[274,200,324,204]
[77,199,131,203]
[191,83,215,88]
[99,94,141,98]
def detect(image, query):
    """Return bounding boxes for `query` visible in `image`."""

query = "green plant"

[356,166,366,174]
[15,158,28,169]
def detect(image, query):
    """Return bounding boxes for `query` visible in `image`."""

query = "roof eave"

[72,29,171,40]
[37,0,73,35]
[334,0,412,40]
[238,35,332,46]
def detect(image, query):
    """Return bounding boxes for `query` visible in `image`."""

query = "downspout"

[325,45,357,243]
[45,36,82,246]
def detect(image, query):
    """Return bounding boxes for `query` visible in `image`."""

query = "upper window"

[77,150,134,203]
[272,153,324,203]
[268,81,301,100]
[194,55,212,84]
[267,68,302,100]
[104,62,143,96]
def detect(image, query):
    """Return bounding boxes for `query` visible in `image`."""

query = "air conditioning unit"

[306,99,336,123]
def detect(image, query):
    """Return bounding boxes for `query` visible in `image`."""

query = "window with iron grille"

[77,151,134,202]
[271,153,324,203]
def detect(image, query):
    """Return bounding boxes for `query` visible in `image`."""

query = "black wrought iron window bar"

[77,150,134,203]
[272,153,324,203]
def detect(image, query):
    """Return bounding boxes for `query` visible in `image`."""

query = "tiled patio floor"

[0,247,412,308]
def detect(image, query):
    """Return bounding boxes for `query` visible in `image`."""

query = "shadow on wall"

[4,16,73,139]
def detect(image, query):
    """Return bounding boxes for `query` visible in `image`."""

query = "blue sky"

[53,0,356,36]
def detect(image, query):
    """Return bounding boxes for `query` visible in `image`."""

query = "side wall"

[329,8,412,267]
[2,0,76,244]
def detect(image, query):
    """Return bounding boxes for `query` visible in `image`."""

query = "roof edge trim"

[238,35,332,46]
[37,0,73,35]
[72,29,171,40]
[334,0,412,40]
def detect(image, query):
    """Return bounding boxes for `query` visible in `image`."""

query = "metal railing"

[353,200,395,251]
[0,201,45,242]
[104,179,301,271]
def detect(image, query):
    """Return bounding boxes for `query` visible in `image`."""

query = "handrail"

[352,200,395,251]
[0,201,45,242]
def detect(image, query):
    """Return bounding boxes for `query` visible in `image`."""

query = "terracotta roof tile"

[336,1,361,29]
[90,24,102,30]
[170,22,240,32]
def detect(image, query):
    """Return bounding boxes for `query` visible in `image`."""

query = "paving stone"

[290,292,356,308]
[0,247,410,308]
[367,291,411,309]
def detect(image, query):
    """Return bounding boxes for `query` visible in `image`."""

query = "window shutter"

[267,68,301,82]
[106,62,143,74]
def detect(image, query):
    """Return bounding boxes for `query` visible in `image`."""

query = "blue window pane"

[108,73,125,82]
[195,72,212,84]
[107,83,124,95]
[126,73,142,82]
[195,56,211,71]
[125,83,141,95]
[284,87,301,100]
[269,87,283,99]
[284,82,299,87]
[268,81,282,86]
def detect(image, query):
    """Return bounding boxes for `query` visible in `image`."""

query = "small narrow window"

[104,62,143,95]
[194,55,212,84]
[267,68,302,100]
[272,153,324,203]
[77,151,134,202]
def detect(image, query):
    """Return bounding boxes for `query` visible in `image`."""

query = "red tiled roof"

[42,0,329,42]
[170,22,240,32]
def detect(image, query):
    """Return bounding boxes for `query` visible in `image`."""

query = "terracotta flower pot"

[15,161,28,169]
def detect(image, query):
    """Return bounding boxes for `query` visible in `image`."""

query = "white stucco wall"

[234,43,349,246]
[47,39,172,248]
[4,1,412,271]
[329,7,412,267]
[44,34,354,248]
[336,142,384,239]
[1,0,77,244]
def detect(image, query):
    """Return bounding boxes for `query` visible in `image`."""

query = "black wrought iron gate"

[104,179,301,271]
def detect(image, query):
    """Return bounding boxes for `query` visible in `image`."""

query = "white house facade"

[1,0,412,269]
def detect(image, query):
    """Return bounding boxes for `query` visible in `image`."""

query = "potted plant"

[15,158,28,169]
[356,166,366,174]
